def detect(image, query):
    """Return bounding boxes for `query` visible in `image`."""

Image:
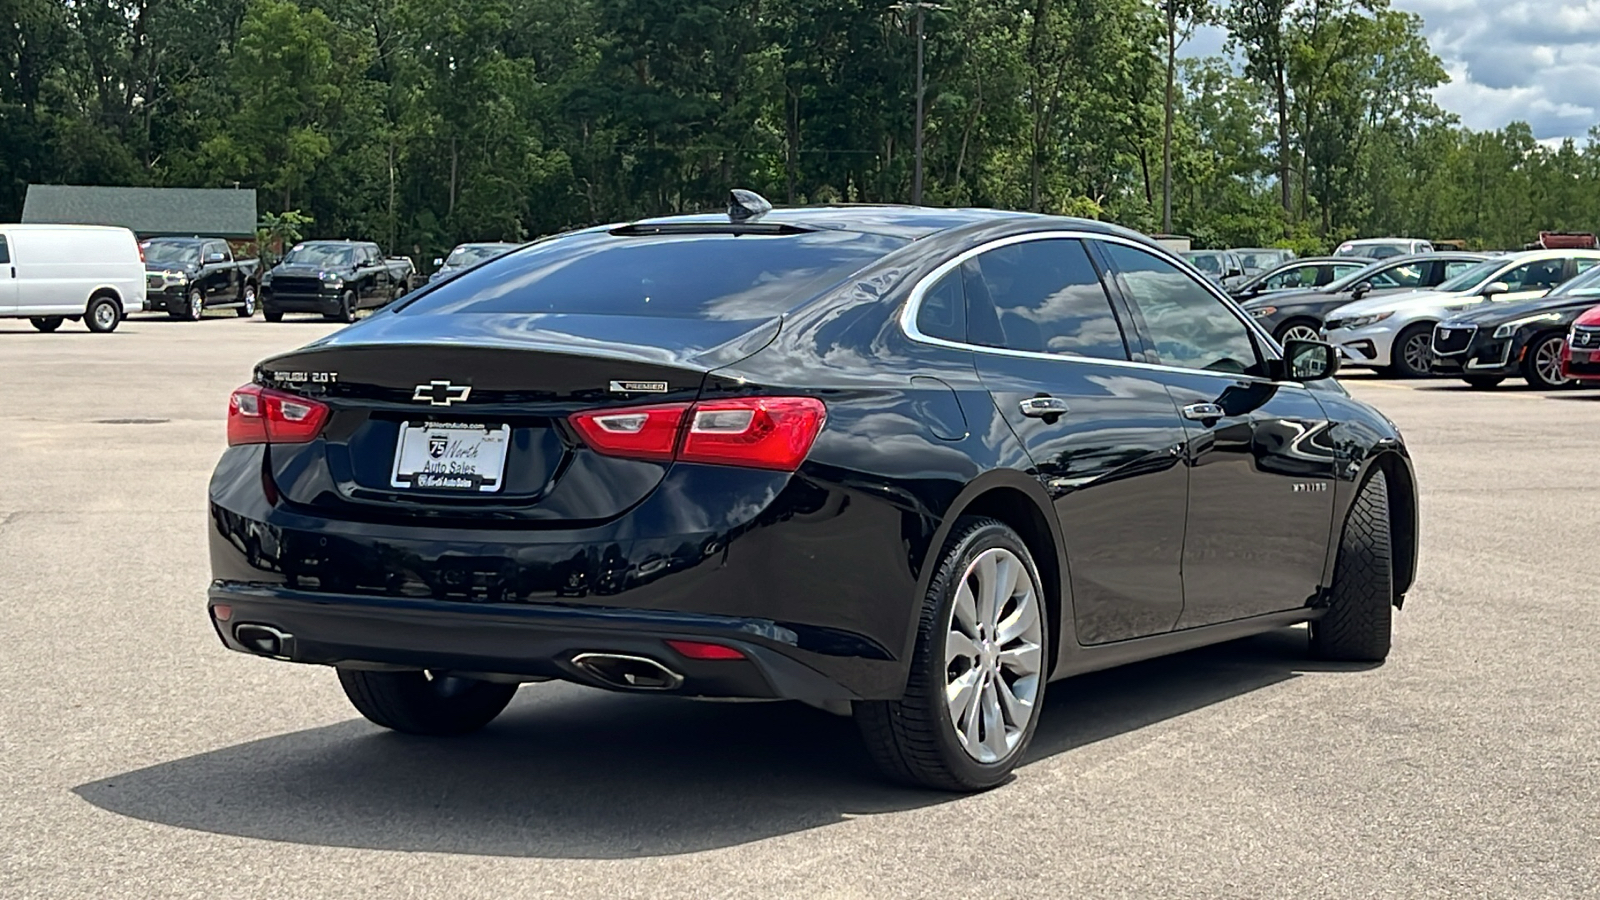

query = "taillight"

[568,396,825,472]
[227,384,331,446]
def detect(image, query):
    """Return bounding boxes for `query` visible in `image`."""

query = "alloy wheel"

[1280,324,1322,345]
[1402,332,1432,374]
[944,547,1044,764]
[241,285,257,316]
[1534,336,1570,387]
[187,288,204,320]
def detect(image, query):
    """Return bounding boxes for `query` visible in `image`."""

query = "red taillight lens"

[568,403,690,461]
[665,639,746,660]
[227,384,331,446]
[568,396,825,472]
[680,397,827,470]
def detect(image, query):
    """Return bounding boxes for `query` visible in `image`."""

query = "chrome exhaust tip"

[234,623,295,659]
[570,652,685,691]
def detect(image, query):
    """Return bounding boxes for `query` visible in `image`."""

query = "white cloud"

[1183,2,1600,141]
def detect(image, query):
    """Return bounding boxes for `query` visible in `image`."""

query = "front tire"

[328,289,357,324]
[855,517,1049,791]
[1523,333,1572,389]
[337,669,517,736]
[30,317,63,333]
[184,286,205,321]
[1310,469,1393,662]
[85,296,121,333]
[1389,323,1434,378]
[1275,319,1323,345]
[262,303,283,323]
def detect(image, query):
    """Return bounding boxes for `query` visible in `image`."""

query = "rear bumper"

[207,445,917,700]
[209,582,857,700]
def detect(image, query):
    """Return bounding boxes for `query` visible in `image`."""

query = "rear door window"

[402,230,906,320]
[0,235,9,265]
[1100,242,1264,376]
[961,238,1129,360]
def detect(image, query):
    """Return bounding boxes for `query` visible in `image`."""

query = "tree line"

[3,0,1597,260]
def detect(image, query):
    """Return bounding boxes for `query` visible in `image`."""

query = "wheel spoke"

[946,629,979,667]
[996,588,1038,644]
[973,553,998,632]
[979,681,1008,760]
[962,677,982,750]
[953,580,979,635]
[997,641,1043,677]
[994,674,1034,727]
[946,668,980,730]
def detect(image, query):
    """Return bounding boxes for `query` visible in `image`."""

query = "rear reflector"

[664,639,747,660]
[569,396,825,471]
[227,384,331,446]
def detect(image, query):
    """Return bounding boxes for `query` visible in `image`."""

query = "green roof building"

[21,185,258,238]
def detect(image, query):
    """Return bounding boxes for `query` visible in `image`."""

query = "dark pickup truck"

[260,240,412,323]
[142,237,262,320]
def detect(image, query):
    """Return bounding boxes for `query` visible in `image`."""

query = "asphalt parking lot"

[3,315,1598,899]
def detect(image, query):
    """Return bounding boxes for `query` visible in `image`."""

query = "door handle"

[1019,396,1070,418]
[1182,402,1225,421]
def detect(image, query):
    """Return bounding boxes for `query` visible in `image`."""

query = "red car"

[1562,305,1600,382]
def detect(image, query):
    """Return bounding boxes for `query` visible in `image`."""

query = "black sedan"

[1240,252,1492,344]
[207,195,1419,791]
[1430,265,1600,388]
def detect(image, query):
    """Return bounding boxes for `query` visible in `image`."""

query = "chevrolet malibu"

[207,197,1419,791]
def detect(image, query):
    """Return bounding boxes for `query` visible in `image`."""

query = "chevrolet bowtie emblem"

[412,380,471,406]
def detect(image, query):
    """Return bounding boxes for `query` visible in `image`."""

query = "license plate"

[390,422,510,492]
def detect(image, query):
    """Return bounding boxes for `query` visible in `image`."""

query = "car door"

[362,245,387,307]
[0,234,16,313]
[1096,240,1338,628]
[203,241,232,298]
[957,236,1192,644]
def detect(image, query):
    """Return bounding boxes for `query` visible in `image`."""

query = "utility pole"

[895,2,944,205]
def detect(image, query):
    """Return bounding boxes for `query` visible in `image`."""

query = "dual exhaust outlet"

[233,624,686,693]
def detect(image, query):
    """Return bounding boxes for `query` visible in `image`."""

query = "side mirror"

[1351,281,1372,299]
[433,258,444,267]
[1281,339,1339,382]
[1482,281,1511,297]
[205,252,225,263]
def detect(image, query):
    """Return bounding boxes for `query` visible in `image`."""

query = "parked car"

[206,197,1418,792]
[1322,249,1600,377]
[1429,264,1600,388]
[430,242,520,283]
[1227,256,1375,301]
[1561,304,1600,383]
[1241,253,1490,344]
[0,224,145,333]
[259,240,407,323]
[1180,249,1245,284]
[1233,247,1297,276]
[1334,237,1434,259]
[142,237,261,320]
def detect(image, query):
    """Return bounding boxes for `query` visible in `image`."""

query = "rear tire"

[1522,333,1572,389]
[855,517,1049,792]
[85,296,121,333]
[1463,376,1504,389]
[236,284,257,318]
[30,317,63,333]
[1310,469,1394,662]
[337,669,517,736]
[1389,323,1434,378]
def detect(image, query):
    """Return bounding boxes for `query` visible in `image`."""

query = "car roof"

[144,236,210,244]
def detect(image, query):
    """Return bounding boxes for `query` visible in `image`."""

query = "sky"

[1186,1,1600,142]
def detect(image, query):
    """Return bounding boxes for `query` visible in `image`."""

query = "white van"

[0,224,147,332]
[1333,237,1434,260]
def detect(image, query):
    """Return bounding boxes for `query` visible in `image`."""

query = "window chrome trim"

[897,229,1303,386]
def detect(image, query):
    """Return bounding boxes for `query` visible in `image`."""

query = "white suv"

[1322,249,1600,377]
[1334,238,1434,259]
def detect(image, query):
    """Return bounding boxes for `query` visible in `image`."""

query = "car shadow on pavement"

[74,627,1348,858]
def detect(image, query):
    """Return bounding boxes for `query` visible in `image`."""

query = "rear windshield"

[401,229,906,320]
